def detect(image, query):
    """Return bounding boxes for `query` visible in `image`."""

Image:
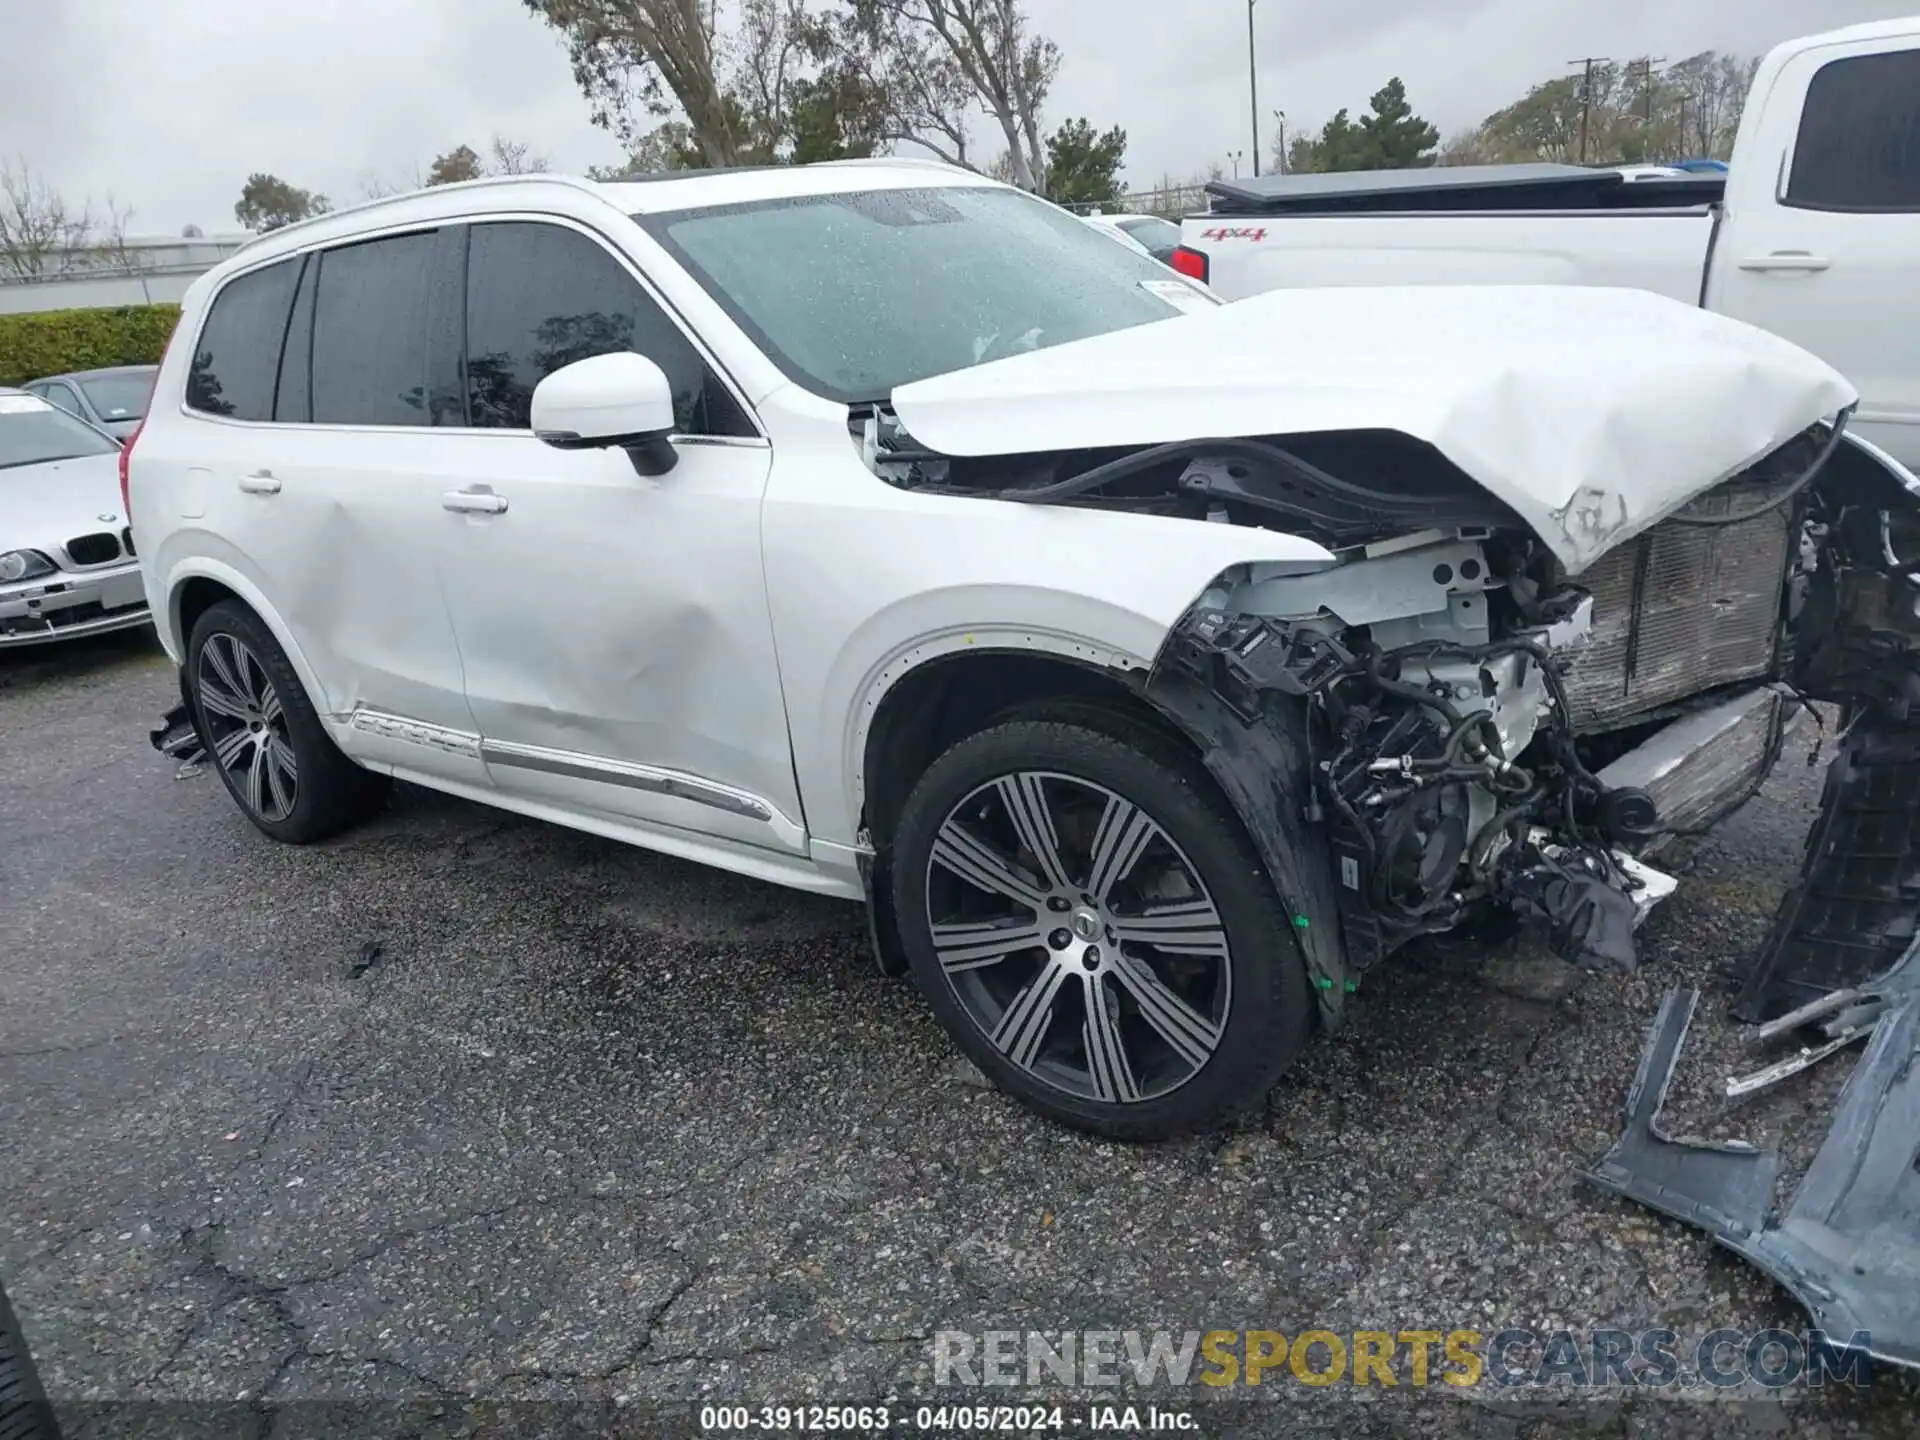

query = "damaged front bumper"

[1587,958,1920,1373]
[0,560,150,646]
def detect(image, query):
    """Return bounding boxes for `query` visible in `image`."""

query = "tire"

[0,1279,59,1440]
[892,716,1314,1141]
[185,599,390,843]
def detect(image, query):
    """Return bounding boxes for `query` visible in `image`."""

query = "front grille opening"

[65,532,122,566]
[121,526,136,558]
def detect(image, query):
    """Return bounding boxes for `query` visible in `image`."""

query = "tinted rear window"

[310,231,436,426]
[187,260,301,420]
[1786,50,1920,211]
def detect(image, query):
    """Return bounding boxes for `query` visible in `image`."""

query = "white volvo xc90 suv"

[129,159,1914,1139]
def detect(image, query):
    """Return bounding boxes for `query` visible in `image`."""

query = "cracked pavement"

[3,630,1917,1438]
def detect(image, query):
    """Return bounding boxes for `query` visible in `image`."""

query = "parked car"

[22,365,158,441]
[1079,214,1155,259]
[1176,16,1920,473]
[1091,212,1184,264]
[129,161,1911,1140]
[0,390,149,647]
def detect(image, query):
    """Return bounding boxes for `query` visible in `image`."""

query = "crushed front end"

[862,381,1920,1001]
[1146,407,1920,998]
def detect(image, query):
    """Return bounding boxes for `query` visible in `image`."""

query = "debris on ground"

[1586,947,1920,1374]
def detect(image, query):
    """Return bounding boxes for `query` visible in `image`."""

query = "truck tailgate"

[1185,210,1718,305]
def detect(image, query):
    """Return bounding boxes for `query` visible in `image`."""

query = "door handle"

[442,488,508,515]
[1737,252,1831,273]
[237,470,281,495]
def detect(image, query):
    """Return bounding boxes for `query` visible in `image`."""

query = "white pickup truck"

[1177,16,1920,470]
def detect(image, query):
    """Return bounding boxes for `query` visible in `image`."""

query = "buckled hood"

[891,284,1859,572]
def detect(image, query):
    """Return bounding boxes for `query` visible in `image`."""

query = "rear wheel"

[891,717,1314,1140]
[186,600,389,843]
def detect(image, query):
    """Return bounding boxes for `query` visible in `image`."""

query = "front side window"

[462,221,750,435]
[187,258,301,421]
[646,185,1210,403]
[1786,49,1920,211]
[0,395,120,470]
[310,231,437,426]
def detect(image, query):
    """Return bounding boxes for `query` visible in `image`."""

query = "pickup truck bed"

[1194,203,1718,305]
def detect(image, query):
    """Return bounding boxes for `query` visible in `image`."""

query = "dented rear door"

[217,227,488,787]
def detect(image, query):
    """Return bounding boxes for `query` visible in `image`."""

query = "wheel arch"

[163,560,334,720]
[1833,428,1920,503]
[858,644,1190,856]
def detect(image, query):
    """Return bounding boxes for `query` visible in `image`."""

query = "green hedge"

[0,303,181,388]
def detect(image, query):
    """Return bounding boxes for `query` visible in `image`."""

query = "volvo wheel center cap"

[1070,908,1102,942]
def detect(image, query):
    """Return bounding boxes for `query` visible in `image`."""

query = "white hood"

[891,285,1858,573]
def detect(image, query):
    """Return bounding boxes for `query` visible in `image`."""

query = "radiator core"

[1563,477,1793,730]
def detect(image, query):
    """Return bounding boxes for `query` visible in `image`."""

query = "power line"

[1566,55,1611,164]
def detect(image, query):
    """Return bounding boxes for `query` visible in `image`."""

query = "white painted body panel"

[751,384,1333,848]
[1704,18,1920,469]
[893,284,1855,574]
[1180,18,1920,473]
[427,430,804,856]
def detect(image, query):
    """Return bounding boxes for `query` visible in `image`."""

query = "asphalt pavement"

[2,629,1916,1438]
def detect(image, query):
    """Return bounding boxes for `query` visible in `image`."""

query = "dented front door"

[432,431,806,856]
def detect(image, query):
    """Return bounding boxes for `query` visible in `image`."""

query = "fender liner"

[1143,663,1349,1029]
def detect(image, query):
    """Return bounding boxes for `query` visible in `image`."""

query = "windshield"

[76,371,155,421]
[645,185,1213,402]
[0,395,120,469]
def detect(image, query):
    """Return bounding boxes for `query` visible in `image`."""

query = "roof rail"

[813,154,965,171]
[236,172,606,252]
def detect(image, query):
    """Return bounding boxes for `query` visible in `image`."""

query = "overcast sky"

[4,0,1912,235]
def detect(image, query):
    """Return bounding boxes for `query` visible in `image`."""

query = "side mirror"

[531,352,679,477]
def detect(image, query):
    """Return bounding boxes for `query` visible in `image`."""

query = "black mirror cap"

[534,426,678,476]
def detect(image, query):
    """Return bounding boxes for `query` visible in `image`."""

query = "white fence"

[0,233,251,314]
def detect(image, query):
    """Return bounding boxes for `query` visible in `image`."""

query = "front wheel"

[0,1278,60,1440]
[891,717,1315,1141]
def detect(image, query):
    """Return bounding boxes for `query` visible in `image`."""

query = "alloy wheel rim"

[196,633,298,823]
[924,770,1233,1105]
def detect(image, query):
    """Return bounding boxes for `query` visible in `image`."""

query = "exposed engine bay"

[855,401,1920,979]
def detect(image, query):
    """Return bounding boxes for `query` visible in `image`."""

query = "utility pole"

[1274,109,1288,174]
[1638,57,1667,125]
[1567,55,1610,164]
[1247,0,1262,177]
